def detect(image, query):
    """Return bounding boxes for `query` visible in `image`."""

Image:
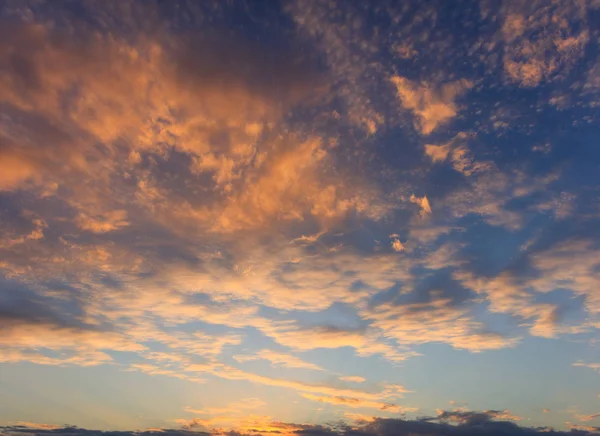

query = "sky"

[0,0,600,435]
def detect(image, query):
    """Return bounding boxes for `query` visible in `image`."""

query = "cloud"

[339,376,365,383]
[410,195,432,217]
[438,163,559,230]
[0,323,143,353]
[184,398,266,416]
[1,3,599,432]
[500,2,589,87]
[528,241,600,315]
[0,278,143,365]
[0,348,112,367]
[0,216,46,249]
[205,136,369,232]
[233,349,324,371]
[425,133,490,177]
[366,295,519,353]
[184,361,409,403]
[179,416,325,435]
[573,362,600,373]
[74,210,129,233]
[391,76,472,135]
[453,239,600,340]
[126,363,200,382]
[301,393,417,414]
[0,6,592,384]
[0,21,383,240]
[0,424,210,436]
[2,413,600,436]
[567,424,600,433]
[287,0,385,134]
[577,413,600,422]
[344,412,377,423]
[434,409,521,425]
[12,423,62,430]
[0,147,38,191]
[425,143,452,163]
[249,317,419,362]
[391,238,405,252]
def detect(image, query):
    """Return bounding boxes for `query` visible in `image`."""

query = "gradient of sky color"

[1,1,600,435]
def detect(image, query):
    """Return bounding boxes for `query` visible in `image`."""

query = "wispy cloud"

[233,349,324,371]
[301,393,417,414]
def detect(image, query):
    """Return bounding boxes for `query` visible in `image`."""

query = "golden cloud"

[391,76,472,135]
[1,22,383,242]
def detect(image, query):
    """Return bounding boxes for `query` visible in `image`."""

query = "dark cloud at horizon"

[2,414,600,436]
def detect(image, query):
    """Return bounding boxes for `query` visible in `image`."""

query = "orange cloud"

[184,398,266,416]
[424,143,451,163]
[391,238,405,252]
[126,363,206,383]
[185,361,409,402]
[3,18,594,421]
[577,413,600,422]
[425,132,489,177]
[566,423,600,432]
[0,150,39,191]
[391,76,472,135]
[302,393,417,413]
[178,414,312,435]
[366,289,519,353]
[74,210,129,233]
[13,422,62,430]
[0,323,143,353]
[410,194,432,217]
[339,376,366,383]
[501,4,588,87]
[1,22,383,242]
[344,412,377,423]
[0,348,112,367]
[234,349,324,371]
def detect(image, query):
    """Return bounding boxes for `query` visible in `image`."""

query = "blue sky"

[1,1,600,435]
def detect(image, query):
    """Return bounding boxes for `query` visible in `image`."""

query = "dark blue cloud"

[2,415,599,436]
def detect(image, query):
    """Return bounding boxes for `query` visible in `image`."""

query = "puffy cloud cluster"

[500,1,589,87]
[0,21,390,243]
[391,76,472,135]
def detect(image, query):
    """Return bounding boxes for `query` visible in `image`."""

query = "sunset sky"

[1,1,600,435]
